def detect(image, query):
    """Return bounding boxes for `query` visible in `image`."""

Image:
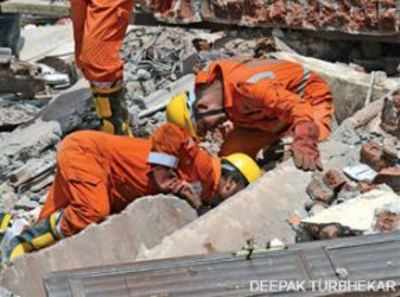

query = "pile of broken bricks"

[290,89,400,242]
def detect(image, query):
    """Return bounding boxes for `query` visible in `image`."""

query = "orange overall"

[70,0,133,82]
[196,58,334,158]
[39,124,220,236]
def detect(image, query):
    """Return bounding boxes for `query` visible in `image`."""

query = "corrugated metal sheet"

[44,232,400,297]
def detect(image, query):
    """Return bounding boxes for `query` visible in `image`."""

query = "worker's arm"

[237,80,323,171]
[236,80,315,127]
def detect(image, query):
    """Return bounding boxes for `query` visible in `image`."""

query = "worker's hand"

[291,122,323,171]
[169,179,202,209]
[216,120,234,138]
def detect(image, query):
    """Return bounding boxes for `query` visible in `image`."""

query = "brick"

[322,169,347,191]
[306,174,335,204]
[374,166,400,193]
[360,141,387,171]
[381,97,400,139]
[374,211,400,233]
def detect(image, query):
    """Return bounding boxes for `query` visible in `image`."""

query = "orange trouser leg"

[219,127,281,159]
[39,171,70,221]
[58,178,110,237]
[304,73,334,141]
[71,0,134,82]
[39,133,111,237]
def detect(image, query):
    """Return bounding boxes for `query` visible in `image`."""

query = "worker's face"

[216,176,245,203]
[194,87,226,136]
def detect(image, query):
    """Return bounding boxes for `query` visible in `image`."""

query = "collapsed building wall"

[141,0,400,37]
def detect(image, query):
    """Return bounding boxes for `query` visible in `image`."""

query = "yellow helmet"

[166,92,197,137]
[222,153,262,184]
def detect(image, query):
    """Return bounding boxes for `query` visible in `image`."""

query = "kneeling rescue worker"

[167,58,334,171]
[3,123,261,262]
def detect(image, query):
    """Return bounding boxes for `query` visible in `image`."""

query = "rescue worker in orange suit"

[3,124,261,262]
[166,58,334,171]
[70,0,133,135]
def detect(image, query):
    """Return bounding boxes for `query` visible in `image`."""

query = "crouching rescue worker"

[167,58,334,171]
[70,0,134,135]
[3,123,261,262]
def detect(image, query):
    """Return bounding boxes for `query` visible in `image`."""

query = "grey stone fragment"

[0,196,197,297]
[13,196,39,211]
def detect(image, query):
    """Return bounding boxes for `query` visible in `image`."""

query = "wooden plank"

[0,0,70,17]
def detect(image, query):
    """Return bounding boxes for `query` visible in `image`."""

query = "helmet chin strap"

[193,108,226,121]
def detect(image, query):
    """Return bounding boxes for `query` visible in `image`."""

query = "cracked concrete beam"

[0,196,197,297]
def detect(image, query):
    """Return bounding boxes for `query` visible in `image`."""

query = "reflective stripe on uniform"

[246,71,275,84]
[148,152,178,168]
[295,68,312,97]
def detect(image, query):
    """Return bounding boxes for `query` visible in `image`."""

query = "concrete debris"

[13,197,39,211]
[0,120,61,182]
[0,196,197,297]
[381,89,400,138]
[360,141,395,171]
[373,202,400,233]
[1,18,400,297]
[302,188,400,236]
[306,173,335,204]
[19,24,74,62]
[322,169,347,191]
[0,287,18,297]
[0,99,39,131]
[343,164,378,183]
[142,0,400,36]
[374,166,400,193]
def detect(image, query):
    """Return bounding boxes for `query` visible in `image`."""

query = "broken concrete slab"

[136,138,359,261]
[0,196,197,297]
[0,120,61,182]
[0,100,39,131]
[271,51,399,123]
[19,24,74,62]
[302,188,400,233]
[0,0,69,17]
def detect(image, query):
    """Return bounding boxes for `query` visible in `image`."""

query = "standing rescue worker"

[3,124,261,262]
[70,0,133,135]
[166,58,334,171]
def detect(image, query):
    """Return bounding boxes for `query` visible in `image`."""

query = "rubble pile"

[121,26,270,136]
[290,88,400,241]
[141,0,400,34]
[0,15,400,297]
[0,25,272,224]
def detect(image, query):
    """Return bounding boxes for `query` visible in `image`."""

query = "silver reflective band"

[148,152,178,168]
[221,162,237,172]
[246,71,275,84]
[295,68,311,97]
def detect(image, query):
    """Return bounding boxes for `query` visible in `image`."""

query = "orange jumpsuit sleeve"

[236,80,316,127]
[150,123,220,201]
[150,123,198,158]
